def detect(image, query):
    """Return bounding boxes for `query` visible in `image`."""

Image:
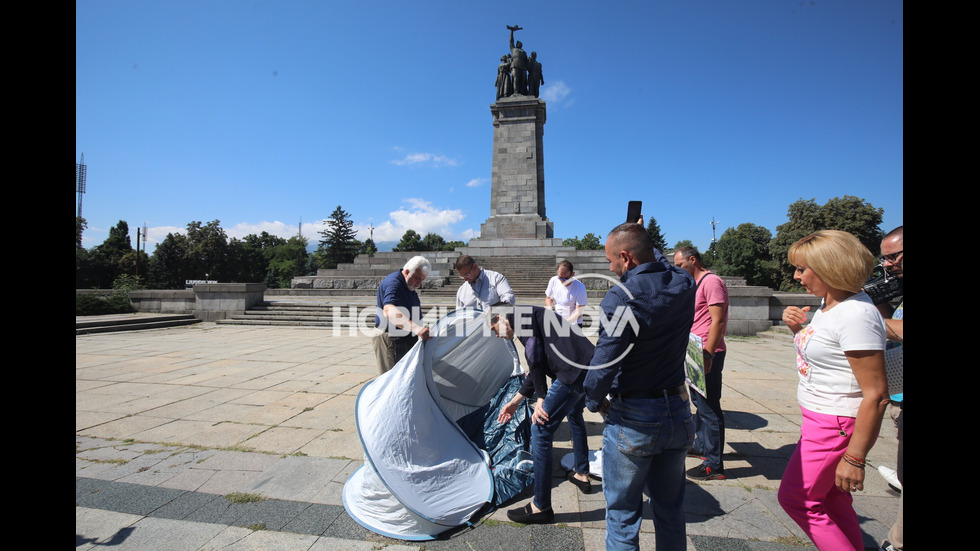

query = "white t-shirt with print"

[794,291,886,417]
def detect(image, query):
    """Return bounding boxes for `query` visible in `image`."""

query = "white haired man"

[373,256,432,374]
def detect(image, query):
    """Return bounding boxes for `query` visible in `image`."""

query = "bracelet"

[842,452,866,469]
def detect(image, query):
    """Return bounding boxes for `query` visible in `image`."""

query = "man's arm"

[567,282,588,324]
[702,303,726,373]
[492,272,516,306]
[455,286,465,310]
[382,304,430,340]
[583,294,632,412]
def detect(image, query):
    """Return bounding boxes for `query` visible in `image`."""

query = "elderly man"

[373,256,432,374]
[455,255,516,311]
[877,226,903,551]
[584,223,696,551]
[674,246,730,481]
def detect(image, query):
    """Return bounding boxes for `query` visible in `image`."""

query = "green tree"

[393,229,423,252]
[579,233,603,250]
[82,220,135,288]
[562,234,603,250]
[645,217,668,252]
[420,232,446,251]
[228,232,288,283]
[184,220,229,281]
[76,216,87,249]
[673,239,694,251]
[358,238,379,256]
[770,196,884,290]
[118,250,149,280]
[714,223,779,288]
[266,235,310,288]
[148,232,190,289]
[317,206,358,269]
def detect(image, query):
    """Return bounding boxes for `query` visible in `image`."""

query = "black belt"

[612,385,687,400]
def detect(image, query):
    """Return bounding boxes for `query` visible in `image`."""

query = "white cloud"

[226,220,298,241]
[361,198,466,242]
[466,177,488,188]
[391,152,459,167]
[541,80,572,107]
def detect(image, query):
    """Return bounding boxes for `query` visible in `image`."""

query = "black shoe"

[686,464,726,480]
[506,503,555,524]
[566,470,592,494]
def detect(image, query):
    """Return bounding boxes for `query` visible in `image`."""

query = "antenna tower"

[710,217,720,256]
[76,154,87,218]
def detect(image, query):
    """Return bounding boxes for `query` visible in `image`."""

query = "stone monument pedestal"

[472,95,553,251]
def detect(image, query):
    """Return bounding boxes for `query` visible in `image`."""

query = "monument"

[465,25,564,256]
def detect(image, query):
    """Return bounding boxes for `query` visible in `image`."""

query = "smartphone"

[627,201,642,224]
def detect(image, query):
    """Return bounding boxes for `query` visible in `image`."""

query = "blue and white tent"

[343,309,532,540]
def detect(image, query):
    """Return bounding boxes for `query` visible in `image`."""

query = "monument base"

[459,235,568,257]
[479,214,554,240]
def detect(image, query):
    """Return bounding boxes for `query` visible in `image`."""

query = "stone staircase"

[75,313,200,335]
[421,255,559,299]
[215,302,449,329]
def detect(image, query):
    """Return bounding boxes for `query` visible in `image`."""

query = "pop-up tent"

[342,309,532,540]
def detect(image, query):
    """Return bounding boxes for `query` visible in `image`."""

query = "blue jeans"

[530,378,589,511]
[691,350,725,470]
[601,392,695,551]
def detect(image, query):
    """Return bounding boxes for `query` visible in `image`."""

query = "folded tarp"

[343,309,524,540]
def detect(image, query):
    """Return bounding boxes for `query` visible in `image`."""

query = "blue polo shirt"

[375,270,422,330]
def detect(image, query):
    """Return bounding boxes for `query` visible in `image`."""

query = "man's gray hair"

[403,256,431,276]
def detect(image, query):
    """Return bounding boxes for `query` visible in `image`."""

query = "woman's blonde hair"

[787,230,876,293]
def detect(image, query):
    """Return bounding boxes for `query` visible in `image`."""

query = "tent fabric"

[343,309,529,540]
[456,373,534,507]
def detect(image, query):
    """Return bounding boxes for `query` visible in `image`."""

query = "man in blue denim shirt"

[584,222,696,551]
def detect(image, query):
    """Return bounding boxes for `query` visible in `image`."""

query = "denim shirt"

[583,260,696,412]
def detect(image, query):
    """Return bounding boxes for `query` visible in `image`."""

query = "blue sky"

[76,1,903,254]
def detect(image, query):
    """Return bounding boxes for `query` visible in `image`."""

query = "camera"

[863,263,903,305]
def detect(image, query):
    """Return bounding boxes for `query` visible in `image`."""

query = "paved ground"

[76,316,901,550]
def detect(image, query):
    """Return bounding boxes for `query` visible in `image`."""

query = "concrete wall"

[129,290,196,314]
[193,284,267,322]
[121,284,267,321]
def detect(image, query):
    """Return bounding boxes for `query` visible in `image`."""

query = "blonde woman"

[778,230,888,550]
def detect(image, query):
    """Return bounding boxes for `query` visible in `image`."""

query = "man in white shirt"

[455,255,516,310]
[545,260,587,325]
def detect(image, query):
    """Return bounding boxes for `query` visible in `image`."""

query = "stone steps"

[75,314,201,335]
[216,303,448,328]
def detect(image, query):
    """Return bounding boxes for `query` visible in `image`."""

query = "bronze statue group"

[496,25,544,100]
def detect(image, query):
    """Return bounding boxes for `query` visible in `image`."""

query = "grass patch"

[226,492,266,504]
[772,535,811,546]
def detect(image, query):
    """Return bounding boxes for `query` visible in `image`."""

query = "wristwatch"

[702,350,714,360]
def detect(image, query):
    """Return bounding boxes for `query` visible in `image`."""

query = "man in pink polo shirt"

[674,246,729,480]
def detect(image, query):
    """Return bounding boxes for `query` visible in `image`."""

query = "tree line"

[76,205,467,290]
[550,196,885,292]
[75,196,886,292]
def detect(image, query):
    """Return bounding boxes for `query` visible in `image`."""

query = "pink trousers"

[778,406,863,550]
